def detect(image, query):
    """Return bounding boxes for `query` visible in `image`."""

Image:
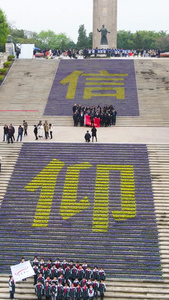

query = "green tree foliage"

[133,31,167,49]
[67,40,76,49]
[117,30,134,49]
[9,27,43,48]
[56,33,70,50]
[77,25,89,49]
[155,35,169,52]
[37,30,70,50]
[9,27,25,45]
[117,30,167,50]
[88,32,93,49]
[0,9,9,51]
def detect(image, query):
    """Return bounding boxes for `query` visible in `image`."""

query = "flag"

[84,115,100,127]
[11,260,35,282]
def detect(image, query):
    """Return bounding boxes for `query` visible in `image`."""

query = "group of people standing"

[34,121,53,140]
[73,104,117,127]
[3,120,53,143]
[33,257,106,300]
[3,120,28,143]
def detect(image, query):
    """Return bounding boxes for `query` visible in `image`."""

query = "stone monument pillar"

[5,35,15,56]
[93,0,117,49]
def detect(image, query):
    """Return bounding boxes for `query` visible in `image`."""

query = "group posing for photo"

[32,256,106,300]
[73,104,117,127]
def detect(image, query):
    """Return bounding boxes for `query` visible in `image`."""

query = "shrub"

[3,61,12,68]
[0,68,7,75]
[8,55,15,61]
[0,75,4,82]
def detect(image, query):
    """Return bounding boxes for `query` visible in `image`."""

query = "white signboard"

[10,261,35,282]
[19,44,34,59]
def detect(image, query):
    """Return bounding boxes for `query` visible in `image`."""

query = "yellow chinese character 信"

[60,70,128,100]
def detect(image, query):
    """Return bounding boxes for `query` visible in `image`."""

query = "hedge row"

[0,55,15,82]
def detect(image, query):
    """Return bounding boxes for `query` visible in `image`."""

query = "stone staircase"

[0,142,169,299]
[0,59,169,126]
[1,275,169,300]
[0,143,21,204]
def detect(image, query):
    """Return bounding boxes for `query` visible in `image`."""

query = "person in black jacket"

[34,125,38,140]
[3,124,8,142]
[35,281,44,300]
[99,280,106,300]
[17,125,23,142]
[112,109,117,125]
[9,276,15,300]
[7,126,13,144]
[44,281,51,300]
[91,126,97,142]
[84,131,91,142]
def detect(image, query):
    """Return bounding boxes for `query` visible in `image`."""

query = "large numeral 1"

[25,159,65,227]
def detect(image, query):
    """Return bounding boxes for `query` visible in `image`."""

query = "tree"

[77,25,88,49]
[37,30,57,49]
[0,9,9,51]
[117,30,167,50]
[37,31,70,50]
[134,32,144,50]
[88,32,93,49]
[56,33,70,50]
[67,40,76,49]
[155,35,169,51]
[117,30,134,49]
[133,31,166,49]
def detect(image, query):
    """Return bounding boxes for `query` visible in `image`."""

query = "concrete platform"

[0,126,169,144]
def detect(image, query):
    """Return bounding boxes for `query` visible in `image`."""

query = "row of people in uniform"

[72,104,117,127]
[35,279,106,300]
[32,257,106,284]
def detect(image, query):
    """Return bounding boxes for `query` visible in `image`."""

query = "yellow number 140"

[25,159,136,232]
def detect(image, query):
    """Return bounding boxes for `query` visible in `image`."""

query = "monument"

[97,25,110,45]
[93,0,117,49]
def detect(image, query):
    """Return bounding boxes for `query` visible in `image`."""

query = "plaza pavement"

[1,125,169,144]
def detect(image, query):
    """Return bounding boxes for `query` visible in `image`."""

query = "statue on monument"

[97,25,110,45]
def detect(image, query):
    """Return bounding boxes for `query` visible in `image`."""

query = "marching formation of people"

[3,120,28,143]
[73,104,117,127]
[33,256,106,300]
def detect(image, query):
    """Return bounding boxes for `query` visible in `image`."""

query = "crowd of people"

[3,121,28,143]
[73,104,117,127]
[87,48,161,58]
[34,48,162,59]
[9,256,106,300]
[32,256,106,300]
[2,120,53,143]
[34,121,53,140]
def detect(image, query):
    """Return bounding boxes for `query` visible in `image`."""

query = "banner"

[10,261,35,282]
[84,115,100,127]
[94,117,100,127]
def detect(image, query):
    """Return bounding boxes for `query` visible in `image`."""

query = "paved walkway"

[1,126,169,144]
